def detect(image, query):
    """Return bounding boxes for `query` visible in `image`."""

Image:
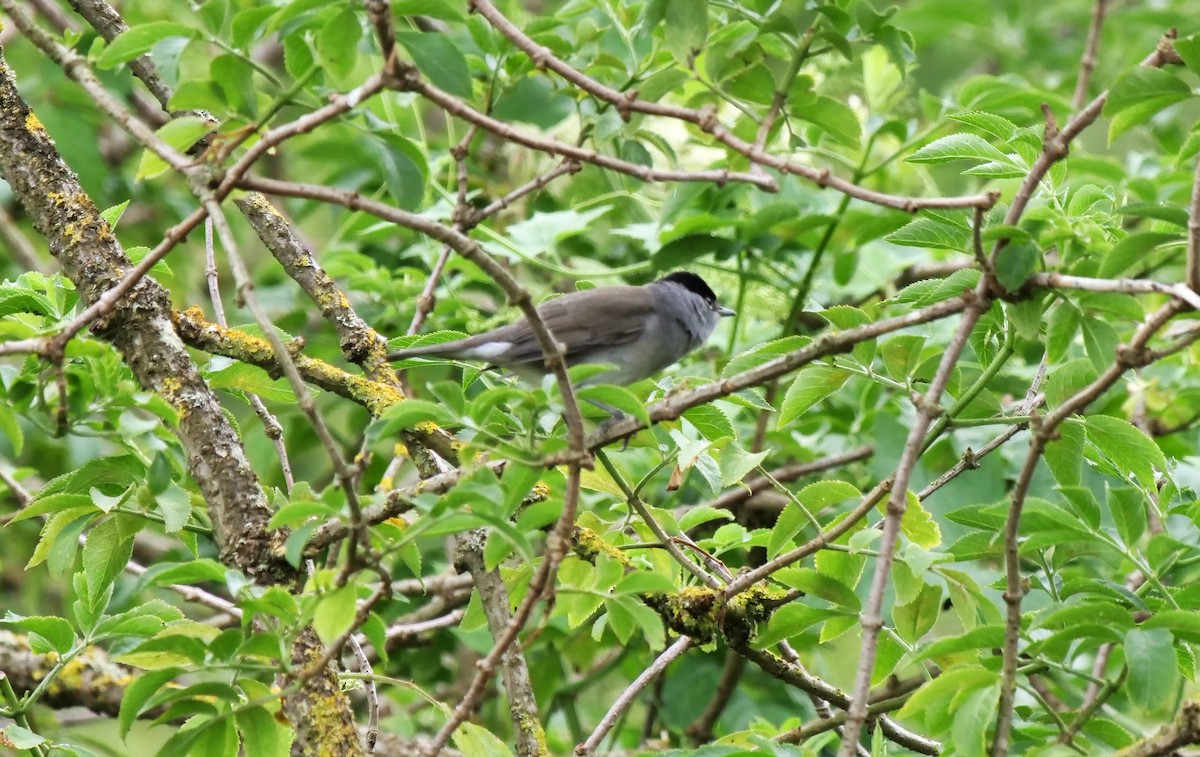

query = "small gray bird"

[389,272,734,385]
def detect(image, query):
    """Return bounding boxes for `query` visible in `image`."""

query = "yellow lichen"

[25,112,43,132]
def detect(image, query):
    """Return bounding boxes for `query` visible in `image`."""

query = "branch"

[991,300,1193,756]
[468,0,998,213]
[575,636,693,755]
[1113,698,1200,756]
[453,530,545,757]
[1072,0,1109,110]
[1188,153,1200,293]
[837,303,984,756]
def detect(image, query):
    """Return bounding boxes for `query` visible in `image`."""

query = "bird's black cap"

[660,271,717,303]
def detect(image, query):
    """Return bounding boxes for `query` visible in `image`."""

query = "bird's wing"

[494,286,654,365]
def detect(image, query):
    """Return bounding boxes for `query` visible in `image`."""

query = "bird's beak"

[718,305,736,317]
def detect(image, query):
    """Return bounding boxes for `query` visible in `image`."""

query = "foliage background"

[3,0,1200,755]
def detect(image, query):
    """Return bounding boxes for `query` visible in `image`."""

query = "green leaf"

[235,706,283,757]
[952,682,1001,755]
[893,581,942,642]
[1104,67,1192,116]
[313,585,357,644]
[723,336,811,378]
[576,385,650,426]
[373,400,452,437]
[662,0,708,65]
[778,365,850,428]
[492,77,575,129]
[395,31,472,98]
[1046,302,1080,363]
[0,724,46,750]
[718,444,768,487]
[211,54,258,118]
[453,721,516,757]
[0,613,75,655]
[881,334,925,381]
[947,110,1019,141]
[1058,485,1101,529]
[799,95,862,147]
[0,286,55,317]
[1107,486,1147,547]
[1142,610,1200,644]
[1125,627,1178,713]
[205,361,300,404]
[119,668,183,738]
[994,242,1038,291]
[913,625,1005,662]
[678,505,734,532]
[156,483,192,534]
[683,404,735,441]
[393,0,467,22]
[775,567,860,611]
[1085,415,1166,489]
[1117,202,1189,227]
[374,132,429,212]
[757,604,845,647]
[7,492,95,525]
[1175,33,1200,77]
[150,559,227,586]
[1100,232,1181,278]
[136,116,215,180]
[887,217,970,251]
[97,21,198,68]
[316,8,362,81]
[613,571,677,596]
[907,133,1016,166]
[897,663,998,727]
[900,491,941,549]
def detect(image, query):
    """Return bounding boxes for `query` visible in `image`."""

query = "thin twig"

[1072,0,1109,110]
[576,636,693,755]
[467,0,999,213]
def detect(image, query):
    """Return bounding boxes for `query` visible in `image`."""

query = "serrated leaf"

[662,0,708,65]
[312,585,357,644]
[907,133,1016,166]
[395,31,472,98]
[0,613,75,655]
[947,110,1019,140]
[577,385,650,426]
[778,365,849,428]
[887,217,970,251]
[718,444,768,487]
[373,400,452,437]
[900,491,941,548]
[136,116,215,180]
[1105,67,1192,117]
[913,625,1005,662]
[1125,627,1177,713]
[97,21,198,68]
[1108,486,1147,547]
[723,336,811,378]
[1099,232,1181,278]
[1085,415,1166,489]
[994,241,1039,291]
[894,582,943,643]
[683,404,735,441]
[205,362,300,404]
[678,505,734,531]
[775,567,860,610]
[316,8,362,81]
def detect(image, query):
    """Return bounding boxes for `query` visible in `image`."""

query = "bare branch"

[1072,0,1110,110]
[576,636,693,755]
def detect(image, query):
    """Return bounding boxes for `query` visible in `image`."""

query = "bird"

[388,272,735,386]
